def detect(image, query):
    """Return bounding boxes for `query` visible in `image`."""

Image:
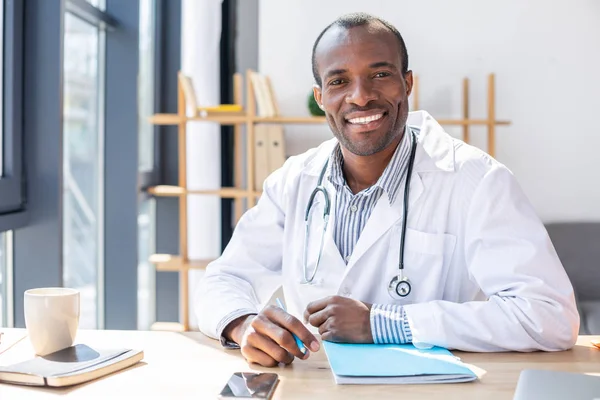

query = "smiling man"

[195,12,579,367]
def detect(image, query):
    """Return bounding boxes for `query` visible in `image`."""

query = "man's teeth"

[347,113,383,124]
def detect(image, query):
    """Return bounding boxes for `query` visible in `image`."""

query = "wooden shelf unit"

[411,73,507,158]
[147,71,509,331]
[147,70,328,331]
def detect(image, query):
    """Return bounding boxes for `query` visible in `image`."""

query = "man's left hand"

[303,296,373,343]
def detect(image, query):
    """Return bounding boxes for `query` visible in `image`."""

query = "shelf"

[148,185,261,199]
[149,113,509,127]
[149,113,249,125]
[436,119,510,126]
[149,254,212,272]
[254,116,326,124]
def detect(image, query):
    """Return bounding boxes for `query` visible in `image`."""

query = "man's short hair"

[311,12,409,87]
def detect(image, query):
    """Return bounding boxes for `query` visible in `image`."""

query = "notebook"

[0,344,144,387]
[322,341,477,385]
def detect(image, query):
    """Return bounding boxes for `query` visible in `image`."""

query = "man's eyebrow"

[369,61,398,69]
[323,68,347,80]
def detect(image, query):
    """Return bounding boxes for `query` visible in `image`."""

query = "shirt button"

[345,255,351,263]
[350,205,358,212]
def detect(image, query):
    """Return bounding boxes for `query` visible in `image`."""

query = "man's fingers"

[246,331,295,365]
[318,317,333,336]
[262,306,320,353]
[307,308,329,328]
[242,345,278,367]
[305,296,332,315]
[302,309,310,324]
[253,313,314,357]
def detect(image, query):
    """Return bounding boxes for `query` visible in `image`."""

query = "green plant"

[307,91,325,117]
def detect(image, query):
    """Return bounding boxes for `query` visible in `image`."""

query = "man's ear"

[404,70,414,97]
[313,84,324,110]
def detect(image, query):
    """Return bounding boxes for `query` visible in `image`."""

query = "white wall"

[258,0,600,222]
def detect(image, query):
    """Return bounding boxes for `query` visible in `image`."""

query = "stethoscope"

[302,127,418,300]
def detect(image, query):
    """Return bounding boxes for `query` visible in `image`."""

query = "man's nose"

[345,79,377,107]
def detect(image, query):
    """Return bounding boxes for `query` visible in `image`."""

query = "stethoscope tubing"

[302,127,418,292]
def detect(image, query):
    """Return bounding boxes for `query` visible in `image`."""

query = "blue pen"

[275,298,307,354]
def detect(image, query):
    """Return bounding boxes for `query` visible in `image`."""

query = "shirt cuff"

[370,304,413,344]
[217,308,258,349]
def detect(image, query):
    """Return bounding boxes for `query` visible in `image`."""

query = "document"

[323,341,477,385]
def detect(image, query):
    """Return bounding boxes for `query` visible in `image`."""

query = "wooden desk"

[1,329,599,399]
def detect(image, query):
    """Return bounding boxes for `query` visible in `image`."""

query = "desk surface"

[1,329,599,399]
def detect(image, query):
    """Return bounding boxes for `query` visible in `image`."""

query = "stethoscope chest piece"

[388,274,412,299]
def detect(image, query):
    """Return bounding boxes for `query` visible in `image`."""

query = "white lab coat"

[195,110,580,352]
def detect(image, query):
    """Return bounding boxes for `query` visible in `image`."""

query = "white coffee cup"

[24,288,80,356]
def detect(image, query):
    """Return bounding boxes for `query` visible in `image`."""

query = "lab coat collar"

[302,110,456,178]
[408,110,456,173]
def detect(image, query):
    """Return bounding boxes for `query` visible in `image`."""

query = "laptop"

[513,369,600,400]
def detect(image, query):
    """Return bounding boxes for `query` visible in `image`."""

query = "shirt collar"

[327,126,413,204]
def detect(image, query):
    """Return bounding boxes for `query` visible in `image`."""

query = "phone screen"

[218,372,279,399]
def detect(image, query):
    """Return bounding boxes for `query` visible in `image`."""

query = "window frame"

[0,0,27,228]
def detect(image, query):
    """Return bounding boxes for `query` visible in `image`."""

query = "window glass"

[137,199,156,330]
[62,12,102,329]
[0,0,4,177]
[0,232,6,326]
[138,0,156,172]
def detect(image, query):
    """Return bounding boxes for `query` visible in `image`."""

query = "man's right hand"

[224,305,320,367]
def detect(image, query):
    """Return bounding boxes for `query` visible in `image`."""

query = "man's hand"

[303,296,373,343]
[224,306,320,367]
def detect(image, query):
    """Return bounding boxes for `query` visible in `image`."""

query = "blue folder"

[322,341,478,385]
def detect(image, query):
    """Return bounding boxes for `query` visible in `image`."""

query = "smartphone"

[218,372,279,399]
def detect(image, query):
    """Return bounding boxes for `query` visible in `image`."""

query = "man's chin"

[340,131,400,157]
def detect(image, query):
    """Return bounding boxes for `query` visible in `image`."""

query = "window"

[137,198,156,329]
[0,231,6,326]
[138,0,156,173]
[0,0,4,177]
[85,0,104,10]
[137,0,157,330]
[0,231,12,327]
[0,0,25,217]
[62,7,105,329]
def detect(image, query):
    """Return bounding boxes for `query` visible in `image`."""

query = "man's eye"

[375,72,390,78]
[329,79,343,86]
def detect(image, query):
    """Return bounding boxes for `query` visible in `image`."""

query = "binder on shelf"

[267,125,286,173]
[253,124,286,191]
[178,72,243,117]
[254,125,271,191]
[249,71,276,117]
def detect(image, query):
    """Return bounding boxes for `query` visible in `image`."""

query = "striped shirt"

[328,127,414,344]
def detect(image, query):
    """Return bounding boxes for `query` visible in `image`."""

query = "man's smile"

[344,110,389,133]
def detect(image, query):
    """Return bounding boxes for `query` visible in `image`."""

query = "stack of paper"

[322,341,477,385]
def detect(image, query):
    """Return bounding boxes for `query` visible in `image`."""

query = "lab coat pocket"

[389,227,457,301]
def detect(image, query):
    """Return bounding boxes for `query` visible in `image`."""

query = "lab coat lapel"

[304,180,346,283]
[322,181,347,273]
[345,172,424,271]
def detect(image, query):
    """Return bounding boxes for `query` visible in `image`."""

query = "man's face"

[313,24,412,157]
